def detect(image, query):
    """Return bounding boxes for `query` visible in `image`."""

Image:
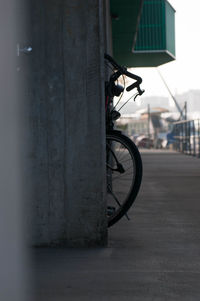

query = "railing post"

[193,120,196,157]
[198,119,200,158]
[184,121,187,154]
[178,124,180,152]
[176,124,180,152]
[173,119,200,158]
[187,121,189,155]
[181,123,183,153]
[188,121,191,155]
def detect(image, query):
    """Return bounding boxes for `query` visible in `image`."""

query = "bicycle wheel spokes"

[106,139,135,215]
[106,132,142,227]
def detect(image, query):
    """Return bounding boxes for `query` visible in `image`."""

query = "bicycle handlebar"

[104,53,144,95]
[104,53,123,71]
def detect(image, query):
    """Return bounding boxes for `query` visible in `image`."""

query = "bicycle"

[104,54,145,227]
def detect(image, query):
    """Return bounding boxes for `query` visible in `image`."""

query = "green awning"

[111,0,176,67]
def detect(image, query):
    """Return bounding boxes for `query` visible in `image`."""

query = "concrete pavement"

[31,151,200,300]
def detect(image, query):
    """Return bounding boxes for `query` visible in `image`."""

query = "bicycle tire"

[106,131,142,227]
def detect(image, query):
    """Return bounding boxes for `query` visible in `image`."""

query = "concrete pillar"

[63,0,107,246]
[29,0,107,246]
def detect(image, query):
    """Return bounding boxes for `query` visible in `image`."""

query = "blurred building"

[176,90,200,117]
[117,107,174,148]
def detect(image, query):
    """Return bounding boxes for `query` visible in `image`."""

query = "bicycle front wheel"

[106,131,142,227]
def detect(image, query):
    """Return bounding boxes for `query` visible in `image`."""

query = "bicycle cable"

[116,92,138,112]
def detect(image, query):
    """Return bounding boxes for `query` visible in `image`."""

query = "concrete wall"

[29,0,107,246]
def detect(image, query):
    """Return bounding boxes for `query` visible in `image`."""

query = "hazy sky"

[132,0,200,98]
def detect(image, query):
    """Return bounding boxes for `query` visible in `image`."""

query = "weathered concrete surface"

[31,151,200,300]
[29,0,107,246]
[63,0,107,247]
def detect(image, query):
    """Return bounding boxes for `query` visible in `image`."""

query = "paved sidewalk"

[32,151,200,301]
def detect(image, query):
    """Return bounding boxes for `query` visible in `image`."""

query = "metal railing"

[173,119,200,158]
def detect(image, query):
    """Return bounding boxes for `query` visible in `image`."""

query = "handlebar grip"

[126,82,138,92]
[125,71,143,92]
[126,82,145,95]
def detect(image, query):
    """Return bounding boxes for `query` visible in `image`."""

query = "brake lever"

[134,93,140,102]
[134,88,145,101]
[137,87,145,96]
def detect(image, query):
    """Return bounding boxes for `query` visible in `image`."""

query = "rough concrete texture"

[63,0,107,247]
[29,0,107,246]
[29,0,67,245]
[32,151,200,300]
